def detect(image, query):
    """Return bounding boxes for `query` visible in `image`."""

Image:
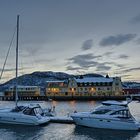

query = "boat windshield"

[111,109,131,118]
[23,107,35,116]
[34,107,43,115]
[91,109,111,115]
[11,106,26,112]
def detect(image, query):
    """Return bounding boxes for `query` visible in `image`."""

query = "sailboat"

[0,15,50,125]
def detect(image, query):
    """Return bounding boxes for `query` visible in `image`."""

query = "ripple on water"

[0,101,140,140]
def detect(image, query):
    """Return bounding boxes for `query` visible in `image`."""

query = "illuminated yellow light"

[91,87,96,92]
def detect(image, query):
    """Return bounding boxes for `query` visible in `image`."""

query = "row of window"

[47,87,111,92]
[9,88,39,91]
[48,83,67,87]
[77,82,112,86]
[62,87,110,91]
[92,109,131,118]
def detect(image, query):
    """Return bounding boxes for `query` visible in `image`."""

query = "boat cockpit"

[90,103,133,120]
[11,104,45,117]
[22,106,44,116]
[11,106,26,112]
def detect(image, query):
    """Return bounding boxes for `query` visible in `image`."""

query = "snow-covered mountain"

[0,71,103,91]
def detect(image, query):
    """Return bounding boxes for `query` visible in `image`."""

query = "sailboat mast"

[15,15,19,107]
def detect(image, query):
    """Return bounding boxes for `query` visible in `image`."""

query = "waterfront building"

[0,92,4,96]
[122,83,140,95]
[5,85,40,96]
[46,76,122,97]
[46,80,69,97]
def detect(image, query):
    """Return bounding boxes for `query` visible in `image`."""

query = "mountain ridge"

[0,71,103,91]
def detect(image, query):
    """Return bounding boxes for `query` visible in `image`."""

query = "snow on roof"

[9,85,39,88]
[74,77,113,83]
[46,80,66,83]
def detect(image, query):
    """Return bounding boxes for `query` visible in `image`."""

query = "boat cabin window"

[111,110,131,118]
[11,106,26,112]
[23,107,35,116]
[91,109,111,114]
[34,107,43,115]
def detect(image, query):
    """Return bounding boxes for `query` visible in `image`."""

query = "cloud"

[96,64,111,71]
[0,68,15,72]
[118,54,129,59]
[66,66,83,71]
[67,53,126,73]
[98,62,124,69]
[68,53,101,68]
[0,67,31,74]
[135,38,140,44]
[81,39,93,50]
[100,34,137,46]
[103,52,114,57]
[121,75,132,78]
[122,67,140,73]
[34,58,56,64]
[115,64,125,68]
[22,44,43,56]
[131,14,140,23]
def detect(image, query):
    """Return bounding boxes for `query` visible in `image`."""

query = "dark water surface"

[0,100,140,140]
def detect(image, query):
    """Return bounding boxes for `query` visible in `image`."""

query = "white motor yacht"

[71,100,140,130]
[0,104,50,125]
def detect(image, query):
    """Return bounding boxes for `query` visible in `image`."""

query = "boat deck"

[49,116,74,124]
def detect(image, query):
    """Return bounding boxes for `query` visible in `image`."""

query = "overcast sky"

[0,0,140,83]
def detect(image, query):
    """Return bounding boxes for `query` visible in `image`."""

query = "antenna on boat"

[15,15,19,107]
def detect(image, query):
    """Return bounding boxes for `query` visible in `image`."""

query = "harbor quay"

[0,95,139,101]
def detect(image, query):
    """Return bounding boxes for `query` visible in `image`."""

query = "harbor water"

[0,100,140,140]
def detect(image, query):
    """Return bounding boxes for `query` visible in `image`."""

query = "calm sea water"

[0,100,140,140]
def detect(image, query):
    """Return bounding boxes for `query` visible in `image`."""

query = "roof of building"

[46,80,66,83]
[8,85,39,88]
[74,77,113,83]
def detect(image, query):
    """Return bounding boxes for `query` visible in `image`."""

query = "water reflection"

[0,124,43,140]
[0,101,140,140]
[69,100,76,107]
[74,126,139,140]
[89,101,98,106]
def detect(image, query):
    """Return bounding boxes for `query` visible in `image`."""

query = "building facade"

[46,80,69,97]
[5,86,40,96]
[122,83,140,95]
[46,76,122,97]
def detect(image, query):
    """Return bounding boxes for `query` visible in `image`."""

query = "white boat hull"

[0,109,50,126]
[72,116,140,130]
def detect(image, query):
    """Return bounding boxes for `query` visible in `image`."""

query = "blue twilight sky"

[0,0,140,83]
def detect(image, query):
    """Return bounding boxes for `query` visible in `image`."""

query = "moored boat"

[71,100,140,130]
[0,15,50,125]
[0,104,50,125]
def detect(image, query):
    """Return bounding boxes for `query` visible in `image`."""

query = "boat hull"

[0,111,50,126]
[71,116,139,130]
